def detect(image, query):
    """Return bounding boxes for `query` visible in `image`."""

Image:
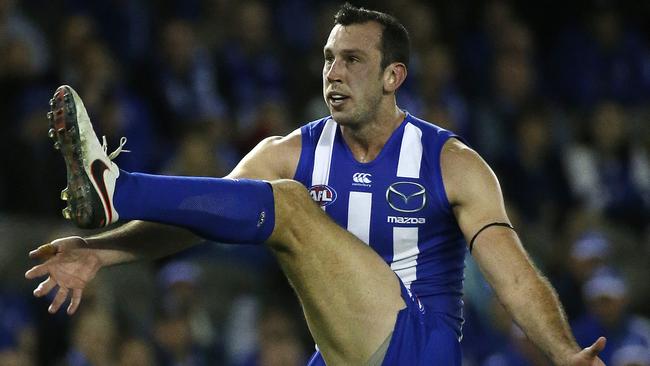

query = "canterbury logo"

[352,173,372,184]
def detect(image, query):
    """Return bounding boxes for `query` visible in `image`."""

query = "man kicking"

[26,4,605,365]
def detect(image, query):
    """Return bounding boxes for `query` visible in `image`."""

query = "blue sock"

[113,171,275,244]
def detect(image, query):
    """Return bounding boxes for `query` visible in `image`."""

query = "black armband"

[469,222,515,253]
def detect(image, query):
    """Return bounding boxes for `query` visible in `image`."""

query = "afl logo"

[309,185,337,207]
[386,182,426,213]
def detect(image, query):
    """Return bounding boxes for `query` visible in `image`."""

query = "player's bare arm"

[26,129,302,314]
[440,138,605,365]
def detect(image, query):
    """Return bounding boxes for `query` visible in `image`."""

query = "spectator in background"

[59,0,151,64]
[392,0,439,55]
[564,101,650,234]
[494,104,573,231]
[80,40,160,172]
[554,231,611,321]
[57,15,97,87]
[456,0,516,99]
[389,0,440,114]
[219,0,286,134]
[155,19,226,130]
[472,20,540,163]
[482,325,551,366]
[154,309,207,366]
[158,261,216,355]
[0,84,63,215]
[238,302,307,366]
[611,345,650,366]
[197,0,236,53]
[0,349,31,366]
[117,337,155,366]
[224,268,310,366]
[550,3,650,107]
[0,0,56,214]
[572,270,650,364]
[0,0,50,77]
[163,123,235,177]
[274,0,316,53]
[416,43,470,138]
[236,102,292,156]
[65,309,117,366]
[0,290,35,366]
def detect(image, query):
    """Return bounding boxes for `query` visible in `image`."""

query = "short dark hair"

[333,3,410,70]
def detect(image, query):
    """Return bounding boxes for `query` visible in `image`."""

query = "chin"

[331,112,353,126]
[330,109,359,126]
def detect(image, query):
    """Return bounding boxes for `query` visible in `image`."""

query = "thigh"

[268,180,406,365]
[305,281,462,366]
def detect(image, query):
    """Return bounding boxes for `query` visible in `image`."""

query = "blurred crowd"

[0,0,649,365]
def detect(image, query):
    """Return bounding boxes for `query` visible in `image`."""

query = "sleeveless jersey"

[294,113,467,336]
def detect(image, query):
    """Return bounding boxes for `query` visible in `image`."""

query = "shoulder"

[264,116,332,163]
[298,116,335,143]
[256,128,303,177]
[440,138,501,207]
[229,117,332,180]
[405,116,506,218]
[228,128,302,180]
[255,128,302,154]
[441,138,481,165]
[404,114,463,148]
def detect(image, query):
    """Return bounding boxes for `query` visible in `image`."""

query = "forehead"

[324,22,382,54]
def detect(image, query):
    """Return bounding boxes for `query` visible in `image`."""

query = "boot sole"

[48,86,108,228]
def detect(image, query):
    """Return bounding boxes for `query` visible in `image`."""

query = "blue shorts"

[306,279,462,365]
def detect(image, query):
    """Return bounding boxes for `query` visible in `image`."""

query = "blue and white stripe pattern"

[295,113,468,337]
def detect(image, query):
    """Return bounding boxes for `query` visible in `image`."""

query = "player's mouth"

[327,92,350,107]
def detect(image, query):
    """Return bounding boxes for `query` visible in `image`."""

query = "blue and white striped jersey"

[294,112,468,336]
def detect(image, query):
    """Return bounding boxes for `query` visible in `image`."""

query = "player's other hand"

[565,337,606,365]
[25,236,102,315]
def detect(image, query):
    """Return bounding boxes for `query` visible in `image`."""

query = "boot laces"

[101,136,130,160]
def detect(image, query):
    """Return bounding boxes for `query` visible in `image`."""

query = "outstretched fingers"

[48,286,69,314]
[27,238,91,315]
[33,277,57,297]
[25,263,50,280]
[67,289,83,315]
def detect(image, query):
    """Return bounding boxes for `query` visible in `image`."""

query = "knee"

[270,179,314,221]
[267,179,317,247]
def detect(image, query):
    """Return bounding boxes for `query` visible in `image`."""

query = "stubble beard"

[333,90,383,130]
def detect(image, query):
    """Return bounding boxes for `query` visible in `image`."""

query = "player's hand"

[564,337,606,365]
[25,236,102,315]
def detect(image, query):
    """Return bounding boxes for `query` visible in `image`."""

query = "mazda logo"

[386,182,426,213]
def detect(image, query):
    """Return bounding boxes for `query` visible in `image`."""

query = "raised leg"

[268,180,405,365]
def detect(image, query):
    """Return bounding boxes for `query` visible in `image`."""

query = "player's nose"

[325,59,344,83]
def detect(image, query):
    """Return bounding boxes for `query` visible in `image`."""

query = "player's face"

[322,22,385,126]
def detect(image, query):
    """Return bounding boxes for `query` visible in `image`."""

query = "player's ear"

[383,62,407,93]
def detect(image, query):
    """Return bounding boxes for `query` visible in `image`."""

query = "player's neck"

[340,103,405,163]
